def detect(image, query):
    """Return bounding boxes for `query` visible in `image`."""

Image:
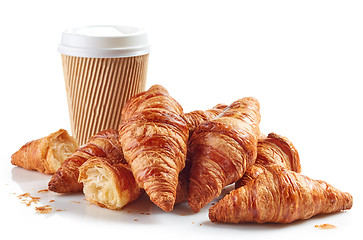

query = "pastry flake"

[315,224,337,229]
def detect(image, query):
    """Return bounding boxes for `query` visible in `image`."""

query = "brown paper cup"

[61,54,149,145]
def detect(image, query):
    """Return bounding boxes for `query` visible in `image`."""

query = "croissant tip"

[187,189,207,213]
[48,180,82,193]
[208,207,217,222]
[48,179,63,193]
[187,199,203,213]
[160,203,174,212]
[345,192,353,210]
[151,195,175,212]
[10,156,16,166]
[48,175,71,193]
[47,185,57,193]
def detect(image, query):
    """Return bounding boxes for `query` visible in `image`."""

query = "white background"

[1,1,362,239]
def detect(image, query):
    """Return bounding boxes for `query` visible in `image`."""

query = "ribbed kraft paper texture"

[61,54,148,145]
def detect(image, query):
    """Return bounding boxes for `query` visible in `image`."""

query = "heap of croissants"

[11,84,353,224]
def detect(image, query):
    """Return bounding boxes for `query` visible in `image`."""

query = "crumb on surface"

[35,205,52,214]
[139,212,151,215]
[17,193,40,206]
[38,189,49,193]
[315,224,337,229]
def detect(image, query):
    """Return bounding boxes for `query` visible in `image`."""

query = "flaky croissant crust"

[119,85,189,212]
[121,85,184,122]
[257,133,301,172]
[236,132,301,188]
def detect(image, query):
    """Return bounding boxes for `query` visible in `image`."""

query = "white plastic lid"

[58,25,150,58]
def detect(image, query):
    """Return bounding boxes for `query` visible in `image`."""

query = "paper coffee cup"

[58,25,150,145]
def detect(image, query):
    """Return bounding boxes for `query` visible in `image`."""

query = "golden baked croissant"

[209,164,353,223]
[78,157,142,210]
[235,132,301,188]
[173,104,227,204]
[11,129,78,174]
[48,129,124,193]
[188,97,261,212]
[119,85,189,212]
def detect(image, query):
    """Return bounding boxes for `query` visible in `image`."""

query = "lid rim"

[58,44,151,58]
[59,25,150,58]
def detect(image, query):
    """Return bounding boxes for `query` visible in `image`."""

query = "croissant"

[78,157,142,210]
[235,132,301,188]
[48,129,124,193]
[188,97,261,212]
[172,104,227,204]
[119,85,189,212]
[11,129,78,174]
[209,164,353,223]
